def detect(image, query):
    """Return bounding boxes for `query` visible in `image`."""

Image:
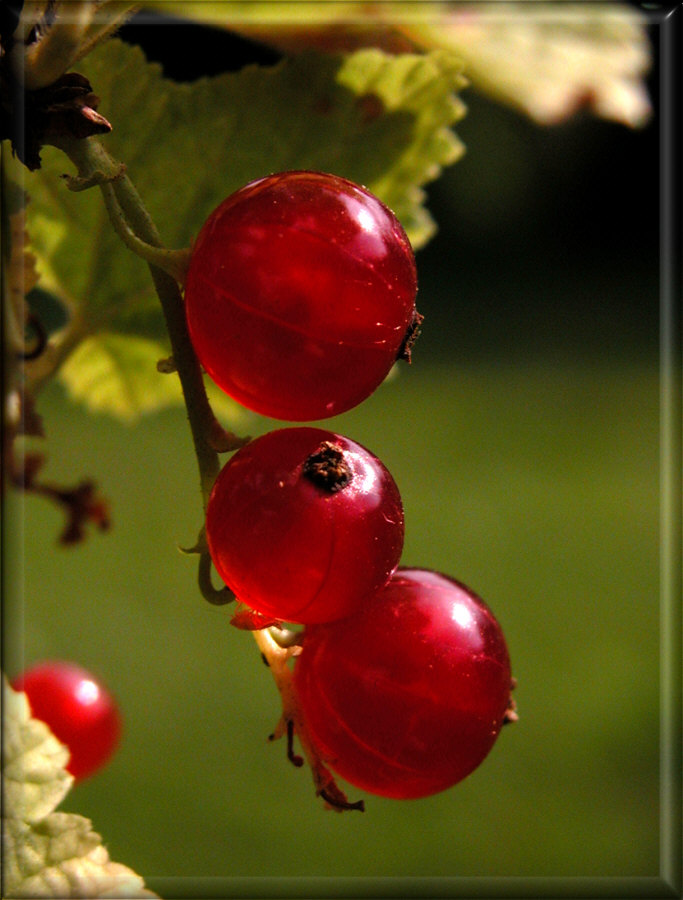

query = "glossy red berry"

[294,568,513,799]
[206,427,404,624]
[12,661,122,780]
[184,171,420,421]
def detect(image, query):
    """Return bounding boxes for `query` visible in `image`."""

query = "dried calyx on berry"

[398,309,425,363]
[302,441,352,493]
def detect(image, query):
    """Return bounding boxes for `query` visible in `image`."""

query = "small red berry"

[294,568,514,799]
[206,427,404,624]
[12,661,122,780]
[184,171,420,421]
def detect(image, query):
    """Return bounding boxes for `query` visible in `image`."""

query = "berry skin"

[184,171,420,421]
[12,661,122,780]
[293,569,513,799]
[206,427,404,624]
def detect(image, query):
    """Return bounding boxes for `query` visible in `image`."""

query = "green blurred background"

[5,11,667,895]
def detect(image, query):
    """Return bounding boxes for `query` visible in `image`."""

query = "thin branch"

[53,135,232,510]
[198,546,234,606]
[99,182,191,284]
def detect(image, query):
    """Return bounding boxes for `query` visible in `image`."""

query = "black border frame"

[4,3,681,898]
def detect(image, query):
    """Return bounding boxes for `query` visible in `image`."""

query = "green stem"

[146,263,223,504]
[54,135,238,602]
[60,144,190,284]
[198,545,233,606]
[57,136,227,505]
[99,182,191,284]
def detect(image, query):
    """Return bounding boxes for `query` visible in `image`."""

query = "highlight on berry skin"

[184,170,420,421]
[293,568,515,800]
[12,661,122,780]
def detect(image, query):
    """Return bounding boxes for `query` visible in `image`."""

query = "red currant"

[12,661,122,780]
[294,568,513,799]
[184,171,420,421]
[206,427,404,624]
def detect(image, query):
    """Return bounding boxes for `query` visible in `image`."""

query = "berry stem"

[20,3,95,91]
[146,263,223,504]
[198,541,234,606]
[99,181,191,284]
[17,1,138,91]
[51,135,242,607]
[252,626,364,812]
[53,135,234,509]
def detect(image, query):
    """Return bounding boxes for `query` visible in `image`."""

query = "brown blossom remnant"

[12,450,111,545]
[302,441,353,493]
[4,391,110,545]
[1,70,111,170]
[503,677,519,725]
[397,309,424,363]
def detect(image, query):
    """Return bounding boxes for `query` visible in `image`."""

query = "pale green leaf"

[2,677,158,899]
[58,331,246,423]
[2,675,73,825]
[57,332,185,421]
[25,38,464,420]
[403,2,652,127]
[143,1,376,30]
[156,0,651,127]
[4,815,158,898]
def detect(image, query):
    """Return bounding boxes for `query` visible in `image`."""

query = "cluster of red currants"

[185,171,515,801]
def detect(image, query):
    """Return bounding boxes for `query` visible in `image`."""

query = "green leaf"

[77,41,465,250]
[403,2,651,127]
[142,0,371,29]
[2,676,158,899]
[25,38,465,420]
[4,815,159,898]
[57,333,184,422]
[157,1,651,128]
[2,675,72,825]
[58,332,246,423]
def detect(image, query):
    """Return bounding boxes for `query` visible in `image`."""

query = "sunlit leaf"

[2,676,72,826]
[404,2,652,127]
[153,1,651,127]
[57,332,185,422]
